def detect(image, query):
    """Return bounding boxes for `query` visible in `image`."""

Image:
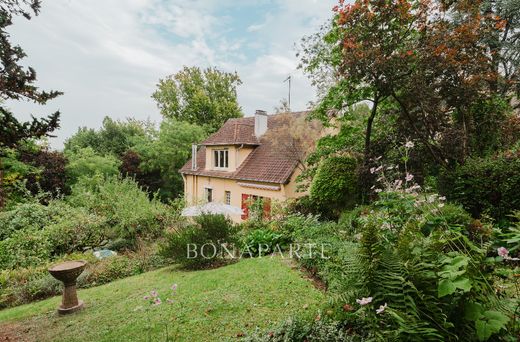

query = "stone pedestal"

[48,260,87,315]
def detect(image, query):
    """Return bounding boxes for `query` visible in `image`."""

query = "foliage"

[0,200,62,240]
[309,191,514,341]
[245,316,352,342]
[440,151,520,221]
[134,118,206,200]
[160,214,237,269]
[0,0,61,207]
[0,227,51,269]
[65,147,121,185]
[64,117,152,156]
[19,147,68,198]
[262,112,322,172]
[309,155,358,218]
[152,66,243,134]
[241,228,287,256]
[67,175,172,243]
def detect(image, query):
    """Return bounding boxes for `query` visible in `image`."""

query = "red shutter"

[241,194,250,220]
[263,198,271,220]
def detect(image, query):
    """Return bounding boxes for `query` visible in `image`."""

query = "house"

[179,110,320,222]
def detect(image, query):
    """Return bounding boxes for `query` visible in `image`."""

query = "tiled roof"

[180,111,316,184]
[201,117,259,146]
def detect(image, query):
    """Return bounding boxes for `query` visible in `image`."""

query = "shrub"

[65,147,120,185]
[241,229,287,256]
[309,155,359,218]
[245,316,353,342]
[0,228,52,269]
[439,152,520,222]
[0,246,166,308]
[68,175,172,243]
[160,214,238,269]
[0,201,62,240]
[320,192,514,341]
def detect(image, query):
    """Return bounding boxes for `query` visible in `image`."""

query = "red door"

[263,198,271,219]
[241,194,250,220]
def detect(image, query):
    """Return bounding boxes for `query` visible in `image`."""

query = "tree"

[303,0,505,169]
[134,118,206,199]
[0,1,62,207]
[273,98,291,114]
[20,146,68,199]
[262,113,322,172]
[65,147,121,186]
[152,66,243,133]
[64,117,152,156]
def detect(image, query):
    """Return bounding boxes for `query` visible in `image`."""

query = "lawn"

[0,257,324,342]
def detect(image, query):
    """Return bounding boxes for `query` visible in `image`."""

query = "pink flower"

[171,284,178,292]
[153,298,162,305]
[497,247,509,258]
[143,295,150,300]
[150,290,158,298]
[497,247,519,260]
[376,303,387,314]
[356,297,373,306]
[405,173,414,182]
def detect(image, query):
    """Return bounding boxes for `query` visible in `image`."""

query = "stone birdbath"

[48,260,87,315]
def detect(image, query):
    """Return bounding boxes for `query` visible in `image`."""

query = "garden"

[1,0,520,341]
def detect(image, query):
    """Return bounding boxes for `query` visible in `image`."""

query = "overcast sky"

[4,0,336,149]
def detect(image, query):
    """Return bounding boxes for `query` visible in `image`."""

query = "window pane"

[224,151,229,167]
[214,151,218,167]
[219,151,224,167]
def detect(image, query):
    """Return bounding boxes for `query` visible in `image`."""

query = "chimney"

[254,110,268,137]
[191,144,197,170]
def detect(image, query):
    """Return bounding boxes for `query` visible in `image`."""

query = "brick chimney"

[254,110,268,137]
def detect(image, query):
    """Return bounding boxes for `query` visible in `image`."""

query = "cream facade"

[182,168,305,223]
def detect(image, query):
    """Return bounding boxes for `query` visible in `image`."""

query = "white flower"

[370,167,376,174]
[438,203,445,208]
[376,303,387,314]
[405,141,414,149]
[427,195,436,203]
[375,188,383,193]
[356,297,373,306]
[439,196,446,201]
[405,173,414,182]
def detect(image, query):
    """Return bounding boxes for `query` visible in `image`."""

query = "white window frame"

[225,191,231,205]
[204,187,213,202]
[213,149,229,169]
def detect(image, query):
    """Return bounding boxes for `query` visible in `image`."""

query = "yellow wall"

[184,143,309,222]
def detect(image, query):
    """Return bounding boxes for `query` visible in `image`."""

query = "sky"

[4,0,336,149]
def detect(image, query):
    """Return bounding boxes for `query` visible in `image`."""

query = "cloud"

[4,0,337,149]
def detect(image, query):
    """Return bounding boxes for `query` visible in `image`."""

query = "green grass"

[0,257,324,341]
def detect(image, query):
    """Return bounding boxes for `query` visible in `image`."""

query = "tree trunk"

[0,156,4,209]
[364,94,380,166]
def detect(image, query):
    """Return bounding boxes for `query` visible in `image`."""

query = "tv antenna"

[283,75,291,111]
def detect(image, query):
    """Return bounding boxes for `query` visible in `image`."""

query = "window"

[225,191,231,205]
[205,188,213,202]
[213,149,229,168]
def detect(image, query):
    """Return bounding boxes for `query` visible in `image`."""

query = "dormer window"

[213,149,229,169]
